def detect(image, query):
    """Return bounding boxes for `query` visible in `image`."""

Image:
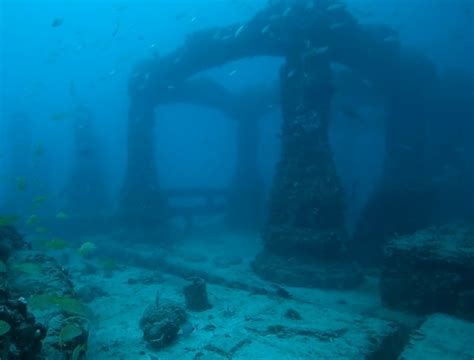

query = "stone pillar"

[1,112,34,214]
[253,55,361,288]
[118,95,168,231]
[352,51,439,264]
[63,106,108,217]
[227,115,265,230]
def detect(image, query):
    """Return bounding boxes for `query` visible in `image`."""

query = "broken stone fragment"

[183,277,212,312]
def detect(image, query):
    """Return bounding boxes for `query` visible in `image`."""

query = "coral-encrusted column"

[253,55,361,288]
[118,87,168,231]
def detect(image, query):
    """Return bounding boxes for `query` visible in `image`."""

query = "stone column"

[253,55,361,288]
[118,94,168,231]
[63,106,108,217]
[352,51,439,264]
[227,115,265,230]
[1,112,34,214]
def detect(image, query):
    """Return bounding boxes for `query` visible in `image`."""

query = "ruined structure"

[122,0,473,287]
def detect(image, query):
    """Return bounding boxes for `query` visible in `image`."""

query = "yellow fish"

[56,211,69,220]
[26,214,39,226]
[33,144,45,157]
[78,242,97,258]
[43,238,70,250]
[35,227,49,234]
[0,215,19,227]
[50,112,71,121]
[33,195,47,205]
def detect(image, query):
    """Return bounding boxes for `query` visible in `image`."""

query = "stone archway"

[119,0,446,287]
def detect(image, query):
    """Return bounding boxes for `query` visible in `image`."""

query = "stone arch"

[119,0,446,286]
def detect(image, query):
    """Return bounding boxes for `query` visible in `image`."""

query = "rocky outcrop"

[0,287,47,359]
[380,223,474,319]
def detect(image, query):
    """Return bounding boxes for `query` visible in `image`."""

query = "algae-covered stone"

[139,302,187,349]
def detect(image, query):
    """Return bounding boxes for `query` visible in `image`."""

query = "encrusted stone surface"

[380,223,474,318]
[7,251,75,298]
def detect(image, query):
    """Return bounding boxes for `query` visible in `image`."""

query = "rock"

[0,288,47,359]
[183,277,212,312]
[139,303,187,349]
[380,223,474,318]
[7,251,75,299]
[284,308,302,320]
[0,226,29,261]
[399,314,474,360]
[44,314,89,359]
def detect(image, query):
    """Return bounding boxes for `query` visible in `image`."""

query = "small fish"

[56,211,69,220]
[35,227,49,234]
[33,195,47,205]
[112,21,120,37]
[383,35,398,43]
[115,4,128,12]
[78,241,97,258]
[327,3,344,11]
[234,24,245,38]
[178,321,195,337]
[33,144,45,157]
[0,215,19,227]
[50,112,70,121]
[398,144,413,151]
[314,46,329,55]
[43,238,70,250]
[341,105,359,119]
[330,22,345,30]
[69,80,76,97]
[51,18,64,27]
[261,25,270,34]
[175,11,187,21]
[228,70,237,76]
[26,214,39,226]
[286,69,296,78]
[79,146,92,157]
[16,177,26,191]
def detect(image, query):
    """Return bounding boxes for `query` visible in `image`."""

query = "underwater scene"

[0,0,473,359]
